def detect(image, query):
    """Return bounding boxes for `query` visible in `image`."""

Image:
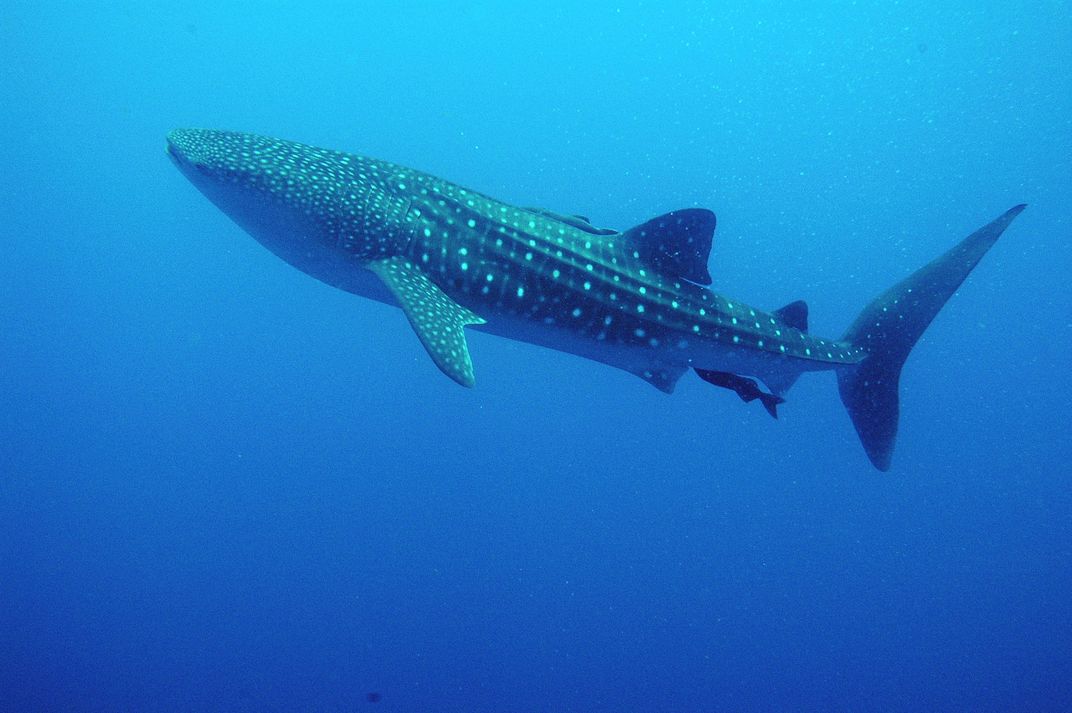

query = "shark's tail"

[838,205,1026,471]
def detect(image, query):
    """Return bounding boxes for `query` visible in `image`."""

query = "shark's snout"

[166,128,210,167]
[167,128,255,186]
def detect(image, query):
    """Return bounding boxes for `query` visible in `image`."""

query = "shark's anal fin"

[695,369,785,419]
[367,256,486,387]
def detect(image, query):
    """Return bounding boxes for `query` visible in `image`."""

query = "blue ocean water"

[1,2,1069,710]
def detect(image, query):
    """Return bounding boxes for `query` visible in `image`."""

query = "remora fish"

[167,129,1024,470]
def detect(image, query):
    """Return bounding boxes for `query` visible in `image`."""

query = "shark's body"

[167,129,1024,470]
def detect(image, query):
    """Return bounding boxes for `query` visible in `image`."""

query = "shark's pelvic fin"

[621,208,716,285]
[838,204,1027,471]
[368,257,486,387]
[631,365,689,394]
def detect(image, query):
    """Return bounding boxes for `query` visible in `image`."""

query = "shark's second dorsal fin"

[773,300,809,332]
[368,256,486,387]
[621,209,716,285]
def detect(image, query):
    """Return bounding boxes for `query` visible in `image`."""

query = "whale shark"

[166,129,1024,471]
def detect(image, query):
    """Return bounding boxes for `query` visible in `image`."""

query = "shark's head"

[167,128,408,263]
[167,128,327,256]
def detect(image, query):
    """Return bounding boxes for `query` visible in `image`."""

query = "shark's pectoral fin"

[367,256,486,387]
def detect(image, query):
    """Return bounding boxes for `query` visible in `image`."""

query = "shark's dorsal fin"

[367,256,486,387]
[621,209,716,285]
[773,300,808,332]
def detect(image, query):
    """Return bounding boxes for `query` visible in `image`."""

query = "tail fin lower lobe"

[838,205,1026,471]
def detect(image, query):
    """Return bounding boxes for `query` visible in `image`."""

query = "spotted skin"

[398,176,864,376]
[167,129,1024,470]
[166,130,860,387]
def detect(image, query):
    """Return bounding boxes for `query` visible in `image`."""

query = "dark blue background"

[2,3,1069,711]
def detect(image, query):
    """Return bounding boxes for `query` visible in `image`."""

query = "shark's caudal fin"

[838,205,1026,471]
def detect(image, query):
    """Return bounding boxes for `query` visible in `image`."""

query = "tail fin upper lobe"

[839,205,1026,471]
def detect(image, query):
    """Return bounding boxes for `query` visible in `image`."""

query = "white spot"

[516,287,525,298]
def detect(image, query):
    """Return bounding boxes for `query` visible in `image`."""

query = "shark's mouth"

[165,140,185,166]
